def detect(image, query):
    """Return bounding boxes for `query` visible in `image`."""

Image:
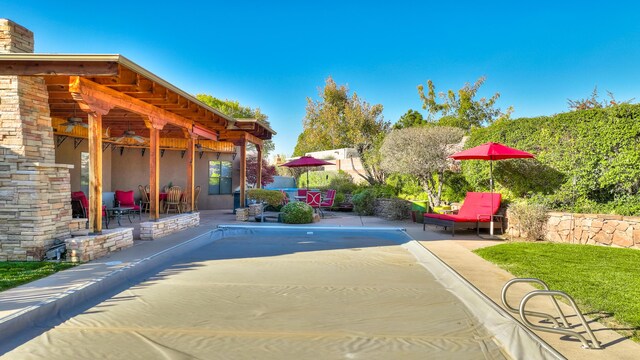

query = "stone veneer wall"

[506,212,640,249]
[0,19,73,260]
[140,213,200,240]
[373,198,411,220]
[65,228,134,263]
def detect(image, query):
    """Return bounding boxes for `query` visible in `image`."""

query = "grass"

[0,262,77,292]
[474,242,640,342]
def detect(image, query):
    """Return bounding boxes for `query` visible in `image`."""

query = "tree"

[246,155,277,188]
[567,86,634,111]
[294,77,391,184]
[393,109,427,129]
[417,76,511,131]
[196,94,275,157]
[380,126,465,209]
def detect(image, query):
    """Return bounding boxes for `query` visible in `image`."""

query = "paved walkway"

[0,210,638,359]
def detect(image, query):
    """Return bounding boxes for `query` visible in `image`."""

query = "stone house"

[0,19,275,260]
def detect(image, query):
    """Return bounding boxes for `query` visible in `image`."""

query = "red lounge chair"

[423,192,502,236]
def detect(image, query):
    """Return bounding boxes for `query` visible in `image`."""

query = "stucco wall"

[109,147,239,210]
[54,137,112,191]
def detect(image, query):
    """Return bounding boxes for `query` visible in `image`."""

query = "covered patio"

[1,54,274,233]
[0,19,274,260]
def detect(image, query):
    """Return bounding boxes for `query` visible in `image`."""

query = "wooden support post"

[70,92,112,234]
[256,144,263,189]
[239,139,247,208]
[88,112,103,233]
[186,135,196,212]
[147,117,166,220]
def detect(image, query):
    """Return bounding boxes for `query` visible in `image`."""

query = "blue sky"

[3,1,639,158]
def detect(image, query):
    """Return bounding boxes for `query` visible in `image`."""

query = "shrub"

[247,189,285,207]
[328,171,357,193]
[351,188,376,215]
[280,202,314,224]
[332,192,346,209]
[507,201,549,241]
[298,170,356,191]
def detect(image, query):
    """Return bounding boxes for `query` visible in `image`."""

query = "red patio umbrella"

[449,142,535,234]
[280,156,334,189]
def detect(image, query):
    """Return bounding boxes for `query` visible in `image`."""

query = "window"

[208,160,232,195]
[80,152,89,196]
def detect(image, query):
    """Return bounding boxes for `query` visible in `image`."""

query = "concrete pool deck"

[0,210,638,359]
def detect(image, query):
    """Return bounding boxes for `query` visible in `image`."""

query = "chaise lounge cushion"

[424,192,501,223]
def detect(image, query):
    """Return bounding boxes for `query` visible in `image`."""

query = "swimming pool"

[2,227,561,359]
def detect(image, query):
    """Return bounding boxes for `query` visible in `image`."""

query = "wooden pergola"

[0,54,275,233]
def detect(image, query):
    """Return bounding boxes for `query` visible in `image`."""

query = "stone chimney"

[0,19,34,53]
[0,19,72,260]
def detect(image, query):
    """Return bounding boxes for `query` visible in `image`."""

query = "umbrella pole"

[490,160,494,236]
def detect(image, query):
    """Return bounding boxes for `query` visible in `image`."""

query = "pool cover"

[2,227,561,359]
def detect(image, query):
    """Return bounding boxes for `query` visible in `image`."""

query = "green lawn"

[474,242,640,342]
[0,262,77,292]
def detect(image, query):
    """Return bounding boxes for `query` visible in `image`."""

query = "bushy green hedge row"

[462,104,640,215]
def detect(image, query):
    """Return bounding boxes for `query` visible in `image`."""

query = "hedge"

[462,104,640,215]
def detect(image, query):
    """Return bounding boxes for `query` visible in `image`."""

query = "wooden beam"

[0,61,119,76]
[192,125,218,141]
[239,140,247,209]
[256,144,262,189]
[69,76,193,131]
[88,112,103,233]
[219,131,264,146]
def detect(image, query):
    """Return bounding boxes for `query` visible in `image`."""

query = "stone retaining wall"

[507,211,640,249]
[65,228,133,262]
[374,198,411,220]
[139,212,199,240]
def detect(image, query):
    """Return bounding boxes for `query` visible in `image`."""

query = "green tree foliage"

[393,109,426,129]
[294,77,391,184]
[196,94,275,156]
[464,104,640,215]
[380,126,465,208]
[417,76,512,131]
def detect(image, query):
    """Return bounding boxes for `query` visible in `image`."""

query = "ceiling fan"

[108,123,147,144]
[60,104,88,132]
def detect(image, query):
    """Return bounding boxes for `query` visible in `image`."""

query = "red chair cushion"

[71,191,107,217]
[424,192,501,223]
[320,189,336,207]
[115,190,135,206]
[306,191,321,208]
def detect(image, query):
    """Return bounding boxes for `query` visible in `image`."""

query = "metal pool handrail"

[501,278,601,350]
[501,278,569,328]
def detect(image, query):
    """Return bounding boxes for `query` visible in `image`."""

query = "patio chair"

[115,190,142,220]
[318,189,336,217]
[193,185,201,211]
[71,191,108,227]
[297,189,308,198]
[180,185,201,212]
[165,186,182,214]
[305,191,321,214]
[138,185,150,213]
[423,192,502,236]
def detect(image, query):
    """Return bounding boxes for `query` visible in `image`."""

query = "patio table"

[106,206,134,228]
